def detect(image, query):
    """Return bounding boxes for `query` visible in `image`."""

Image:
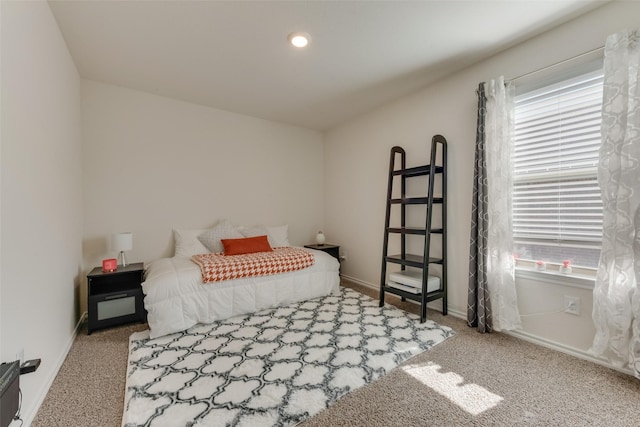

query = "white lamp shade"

[112,232,133,252]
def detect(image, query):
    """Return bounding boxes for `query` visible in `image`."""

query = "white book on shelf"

[388,270,440,293]
[387,281,422,294]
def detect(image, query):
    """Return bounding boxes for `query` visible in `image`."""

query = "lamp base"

[118,251,128,267]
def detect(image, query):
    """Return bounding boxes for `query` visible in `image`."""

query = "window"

[513,67,603,269]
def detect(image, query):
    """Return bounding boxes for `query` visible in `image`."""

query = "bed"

[141,223,340,338]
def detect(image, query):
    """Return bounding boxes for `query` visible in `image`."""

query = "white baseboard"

[340,275,634,377]
[340,274,376,290]
[18,312,87,427]
[501,328,634,376]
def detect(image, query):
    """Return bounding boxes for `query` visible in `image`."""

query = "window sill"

[515,267,595,289]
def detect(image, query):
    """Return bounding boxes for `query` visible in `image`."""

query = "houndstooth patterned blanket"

[192,247,315,283]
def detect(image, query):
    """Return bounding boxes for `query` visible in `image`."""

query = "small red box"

[102,258,117,272]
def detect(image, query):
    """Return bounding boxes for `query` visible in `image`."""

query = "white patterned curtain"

[592,29,640,377]
[485,78,522,331]
[471,77,522,332]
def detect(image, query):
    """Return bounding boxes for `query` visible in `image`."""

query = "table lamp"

[113,232,133,267]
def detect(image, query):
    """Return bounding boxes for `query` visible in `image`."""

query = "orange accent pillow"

[221,235,273,256]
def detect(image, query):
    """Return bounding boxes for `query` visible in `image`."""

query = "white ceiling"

[49,0,607,131]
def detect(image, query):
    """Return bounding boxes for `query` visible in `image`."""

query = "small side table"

[304,244,340,273]
[87,262,145,334]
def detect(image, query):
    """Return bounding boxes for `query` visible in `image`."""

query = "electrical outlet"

[16,349,24,365]
[564,296,581,315]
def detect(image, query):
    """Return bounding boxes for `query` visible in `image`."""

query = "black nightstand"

[304,244,340,273]
[87,262,145,334]
[304,243,340,261]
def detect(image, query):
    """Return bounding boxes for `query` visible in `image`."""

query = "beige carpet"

[33,280,640,427]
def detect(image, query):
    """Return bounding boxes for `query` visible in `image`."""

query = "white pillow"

[240,225,269,238]
[198,220,244,253]
[267,225,290,247]
[173,228,210,257]
[240,224,290,247]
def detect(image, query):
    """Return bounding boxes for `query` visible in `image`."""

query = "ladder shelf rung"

[389,197,444,205]
[385,254,443,267]
[382,286,446,302]
[387,227,426,235]
[392,165,445,177]
[387,227,443,236]
[387,227,444,235]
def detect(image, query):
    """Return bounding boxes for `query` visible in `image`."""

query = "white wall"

[324,1,640,359]
[1,1,83,424]
[81,80,325,296]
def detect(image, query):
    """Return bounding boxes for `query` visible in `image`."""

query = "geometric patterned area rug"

[122,287,455,427]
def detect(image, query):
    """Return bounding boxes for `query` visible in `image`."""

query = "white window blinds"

[513,69,603,266]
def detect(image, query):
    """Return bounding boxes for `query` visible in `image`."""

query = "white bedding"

[142,248,340,338]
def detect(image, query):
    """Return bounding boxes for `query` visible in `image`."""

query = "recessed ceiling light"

[288,32,311,48]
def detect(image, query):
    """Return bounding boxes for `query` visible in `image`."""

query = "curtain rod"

[507,46,604,83]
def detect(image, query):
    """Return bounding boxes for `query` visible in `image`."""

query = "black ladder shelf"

[379,134,448,322]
